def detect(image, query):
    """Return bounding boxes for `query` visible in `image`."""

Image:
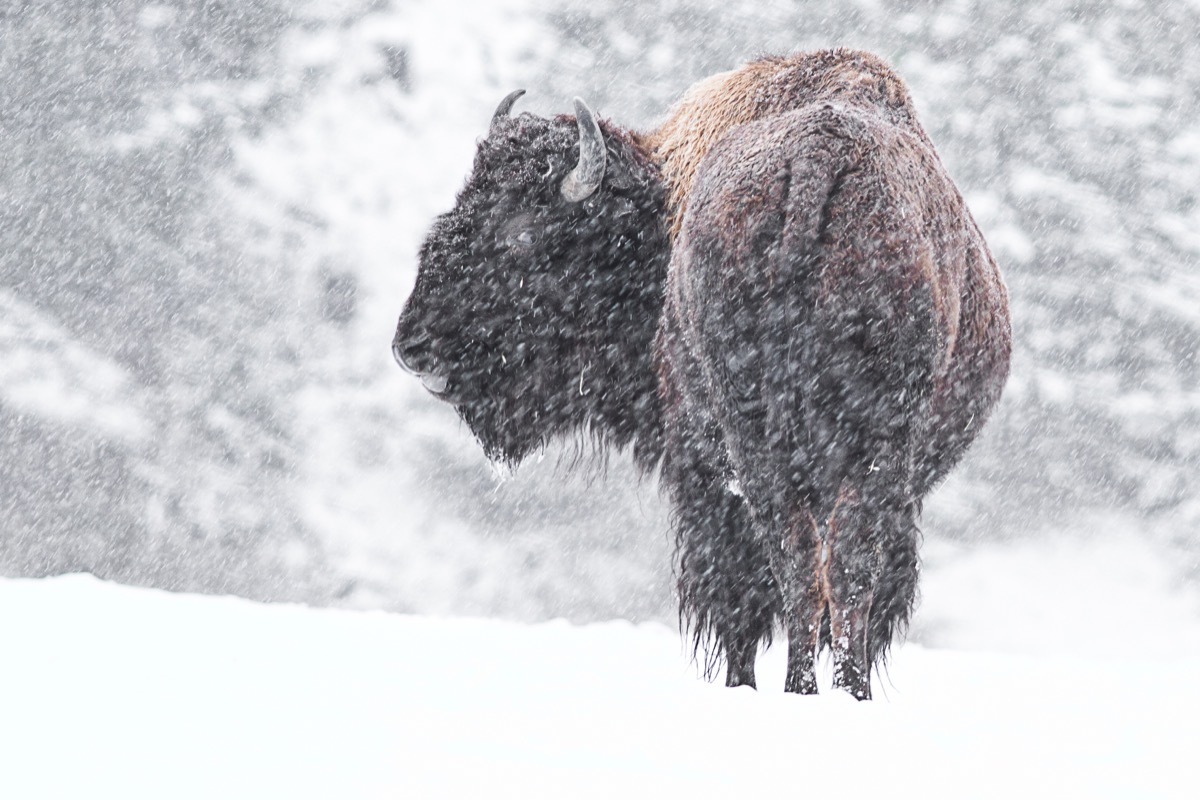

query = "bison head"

[393,93,669,465]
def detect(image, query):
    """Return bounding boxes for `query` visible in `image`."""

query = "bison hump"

[641,49,927,237]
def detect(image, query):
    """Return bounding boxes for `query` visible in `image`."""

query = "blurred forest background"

[2,0,1198,628]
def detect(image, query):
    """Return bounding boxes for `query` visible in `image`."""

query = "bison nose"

[392,332,428,375]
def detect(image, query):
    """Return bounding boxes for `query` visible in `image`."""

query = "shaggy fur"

[394,49,1011,699]
[639,50,923,238]
[395,114,670,466]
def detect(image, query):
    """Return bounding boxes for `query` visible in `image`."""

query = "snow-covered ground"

[2,573,1196,799]
[5,5,1199,796]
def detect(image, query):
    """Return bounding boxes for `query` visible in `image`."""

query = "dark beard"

[456,393,549,467]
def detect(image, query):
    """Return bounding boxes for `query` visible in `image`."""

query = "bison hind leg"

[763,506,824,695]
[821,485,921,701]
[864,509,920,669]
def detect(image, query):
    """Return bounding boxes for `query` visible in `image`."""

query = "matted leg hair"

[675,481,779,688]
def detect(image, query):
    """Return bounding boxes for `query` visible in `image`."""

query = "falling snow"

[1,0,1198,793]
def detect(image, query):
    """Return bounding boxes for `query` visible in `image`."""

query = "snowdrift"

[1,575,1195,799]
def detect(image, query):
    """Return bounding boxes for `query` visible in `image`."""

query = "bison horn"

[491,89,526,127]
[560,97,606,203]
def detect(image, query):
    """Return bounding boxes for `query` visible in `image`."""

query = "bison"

[392,49,1011,699]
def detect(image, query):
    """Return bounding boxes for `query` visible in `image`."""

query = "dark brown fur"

[656,52,1009,697]
[394,49,1011,699]
[639,50,922,237]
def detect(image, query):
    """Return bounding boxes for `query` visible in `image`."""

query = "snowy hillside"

[233,0,1200,620]
[0,290,149,442]
[1,575,1196,800]
[3,0,1200,672]
[2,9,1195,794]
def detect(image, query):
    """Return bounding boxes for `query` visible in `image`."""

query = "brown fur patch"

[637,49,925,237]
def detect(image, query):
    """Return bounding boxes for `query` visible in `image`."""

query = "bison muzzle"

[393,49,1011,699]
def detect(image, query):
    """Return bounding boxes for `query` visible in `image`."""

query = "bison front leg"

[660,319,780,689]
[674,471,779,689]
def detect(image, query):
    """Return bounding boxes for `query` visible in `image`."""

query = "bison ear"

[491,89,526,128]
[560,97,607,203]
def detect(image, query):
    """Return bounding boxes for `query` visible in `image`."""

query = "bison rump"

[661,103,989,698]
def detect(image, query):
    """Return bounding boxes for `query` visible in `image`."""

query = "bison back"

[664,103,1009,511]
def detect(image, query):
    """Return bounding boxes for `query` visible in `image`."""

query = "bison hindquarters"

[661,105,992,698]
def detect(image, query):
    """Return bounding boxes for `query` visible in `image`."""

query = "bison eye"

[507,229,538,247]
[500,212,541,250]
